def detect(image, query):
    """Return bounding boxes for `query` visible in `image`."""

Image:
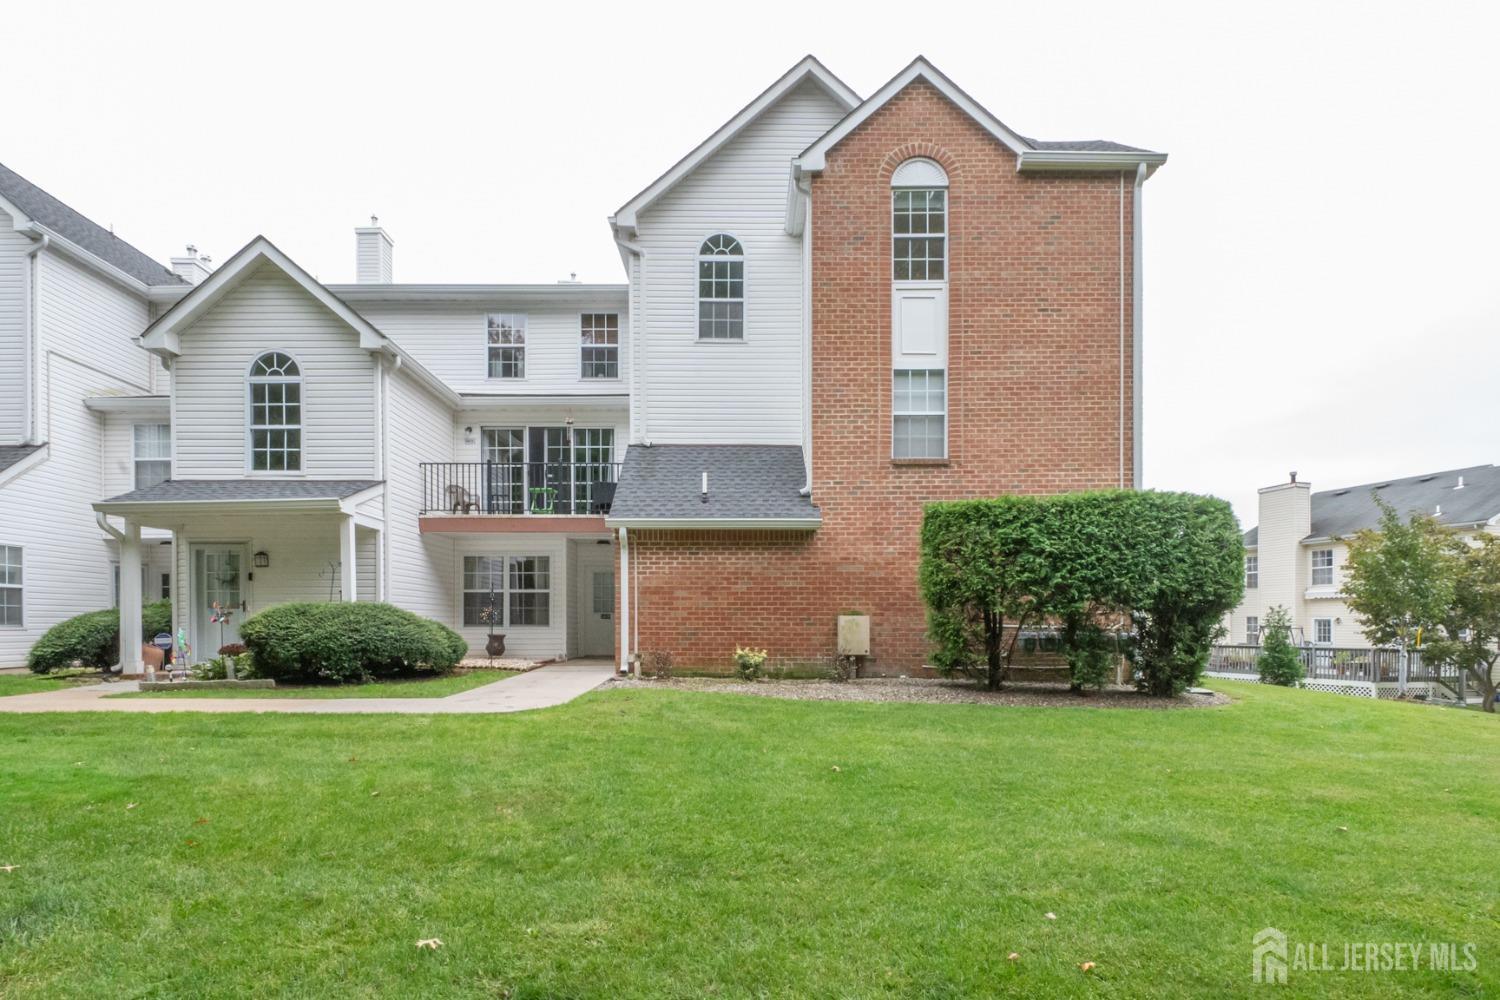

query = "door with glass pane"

[527,427,572,513]
[193,545,245,653]
[481,428,524,513]
[572,428,614,513]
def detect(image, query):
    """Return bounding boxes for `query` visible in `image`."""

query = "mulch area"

[608,675,1232,709]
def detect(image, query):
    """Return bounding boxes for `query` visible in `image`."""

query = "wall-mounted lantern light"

[253,551,270,568]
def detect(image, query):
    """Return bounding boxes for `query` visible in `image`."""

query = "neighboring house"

[0,163,192,668]
[6,55,1168,675]
[1225,467,1500,648]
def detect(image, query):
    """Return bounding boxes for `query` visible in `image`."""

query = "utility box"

[837,614,870,657]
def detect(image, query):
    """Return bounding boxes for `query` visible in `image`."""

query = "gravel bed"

[458,657,538,672]
[607,675,1231,709]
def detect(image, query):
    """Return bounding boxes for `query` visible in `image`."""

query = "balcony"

[420,462,620,519]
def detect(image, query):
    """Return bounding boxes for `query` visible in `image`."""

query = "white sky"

[5,1,1497,528]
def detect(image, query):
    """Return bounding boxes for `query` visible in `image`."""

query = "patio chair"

[446,483,480,514]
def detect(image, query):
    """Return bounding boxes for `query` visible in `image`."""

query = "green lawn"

[0,674,91,697]
[0,682,1495,998]
[106,669,520,700]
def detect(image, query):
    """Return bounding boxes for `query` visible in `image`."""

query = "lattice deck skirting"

[1203,671,1471,703]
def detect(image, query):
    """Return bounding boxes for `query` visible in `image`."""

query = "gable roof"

[1245,464,1500,545]
[139,235,460,408]
[794,57,1166,177]
[607,445,821,528]
[610,56,860,232]
[0,161,183,287]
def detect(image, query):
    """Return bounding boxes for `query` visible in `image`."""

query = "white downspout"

[798,178,814,496]
[615,236,649,445]
[1132,162,1146,490]
[23,233,49,444]
[618,525,631,675]
[1118,171,1126,489]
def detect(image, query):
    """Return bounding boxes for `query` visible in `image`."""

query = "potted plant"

[480,591,505,662]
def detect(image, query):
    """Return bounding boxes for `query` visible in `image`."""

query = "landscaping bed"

[109,669,519,700]
[610,675,1231,709]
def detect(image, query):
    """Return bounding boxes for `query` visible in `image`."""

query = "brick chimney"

[355,216,394,283]
[170,245,213,284]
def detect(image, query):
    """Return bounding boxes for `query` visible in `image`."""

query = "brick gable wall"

[626,80,1136,673]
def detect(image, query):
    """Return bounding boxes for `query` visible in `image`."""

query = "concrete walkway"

[0,660,617,715]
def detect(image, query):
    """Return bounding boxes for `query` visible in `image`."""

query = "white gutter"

[1132,161,1146,489]
[1018,150,1168,173]
[605,517,822,531]
[618,525,631,676]
[23,233,49,444]
[95,512,124,542]
[614,235,650,445]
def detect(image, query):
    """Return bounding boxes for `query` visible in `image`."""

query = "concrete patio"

[0,660,616,714]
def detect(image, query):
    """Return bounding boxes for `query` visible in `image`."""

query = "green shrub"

[732,646,767,682]
[239,602,467,684]
[1062,624,1116,694]
[1257,606,1303,686]
[191,652,255,681]
[28,600,173,674]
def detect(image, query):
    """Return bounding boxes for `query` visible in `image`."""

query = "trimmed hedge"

[239,602,468,684]
[921,490,1243,696]
[28,600,173,674]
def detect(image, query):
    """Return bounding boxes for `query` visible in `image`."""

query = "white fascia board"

[22,222,154,296]
[796,57,1031,174]
[326,284,628,309]
[83,395,170,416]
[1017,149,1169,175]
[457,392,630,410]
[611,56,859,232]
[0,444,49,488]
[603,516,821,531]
[337,483,387,516]
[92,497,348,518]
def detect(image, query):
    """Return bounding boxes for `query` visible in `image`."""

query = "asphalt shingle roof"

[0,444,44,475]
[1022,137,1157,154]
[0,162,184,287]
[100,480,382,504]
[1245,465,1500,545]
[609,445,820,522]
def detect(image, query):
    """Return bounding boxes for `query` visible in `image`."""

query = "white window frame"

[0,544,21,628]
[696,234,744,341]
[1312,617,1334,645]
[486,313,528,379]
[1245,616,1259,646]
[246,351,303,474]
[1244,554,1258,589]
[892,159,948,284]
[580,313,620,379]
[892,369,948,460]
[133,423,172,490]
[461,553,551,628]
[1310,548,1334,587]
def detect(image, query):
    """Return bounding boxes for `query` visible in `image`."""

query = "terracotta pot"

[486,633,506,658]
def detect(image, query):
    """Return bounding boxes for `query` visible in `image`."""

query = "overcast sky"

[5,1,1496,528]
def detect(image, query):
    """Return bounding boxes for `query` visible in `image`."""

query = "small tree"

[1257,605,1303,686]
[1343,498,1452,651]
[1424,536,1500,713]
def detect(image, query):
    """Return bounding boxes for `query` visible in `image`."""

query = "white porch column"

[339,514,357,602]
[119,519,144,676]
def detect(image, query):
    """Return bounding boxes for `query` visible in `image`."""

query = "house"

[1,55,1166,675]
[1224,467,1500,648]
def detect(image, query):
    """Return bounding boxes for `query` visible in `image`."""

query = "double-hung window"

[462,554,551,627]
[487,314,527,378]
[893,186,946,281]
[0,545,20,627]
[581,313,619,378]
[1311,549,1334,587]
[697,234,744,340]
[1313,617,1333,645]
[134,423,171,490]
[1244,554,1258,589]
[892,370,947,459]
[248,352,301,472]
[1246,616,1260,645]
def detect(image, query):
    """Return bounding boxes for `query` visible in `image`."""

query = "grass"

[0,681,1496,998]
[0,673,94,697]
[107,669,520,700]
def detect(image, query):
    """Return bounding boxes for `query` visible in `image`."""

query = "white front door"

[193,545,246,655]
[574,544,615,658]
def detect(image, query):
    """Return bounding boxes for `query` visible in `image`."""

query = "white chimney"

[170,244,213,284]
[355,216,394,283]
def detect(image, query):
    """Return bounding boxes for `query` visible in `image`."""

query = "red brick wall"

[628,80,1136,673]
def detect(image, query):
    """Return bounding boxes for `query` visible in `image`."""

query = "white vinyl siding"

[384,365,455,623]
[450,535,571,660]
[171,263,375,478]
[0,209,30,443]
[631,78,848,444]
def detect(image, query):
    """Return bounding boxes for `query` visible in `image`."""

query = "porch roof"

[606,445,821,529]
[94,480,384,523]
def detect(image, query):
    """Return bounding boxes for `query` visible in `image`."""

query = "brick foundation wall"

[627,79,1137,674]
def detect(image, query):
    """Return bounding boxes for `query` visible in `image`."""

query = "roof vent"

[1455,476,1465,490]
[1374,483,1391,489]
[1435,503,1443,516]
[701,472,709,503]
[1333,489,1350,496]
[1418,475,1437,483]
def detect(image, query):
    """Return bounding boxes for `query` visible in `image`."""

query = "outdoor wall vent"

[701,472,709,503]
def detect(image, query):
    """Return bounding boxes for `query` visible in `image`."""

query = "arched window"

[697,234,744,340]
[892,158,948,281]
[248,351,302,472]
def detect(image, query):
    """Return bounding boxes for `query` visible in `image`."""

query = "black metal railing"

[420,462,621,516]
